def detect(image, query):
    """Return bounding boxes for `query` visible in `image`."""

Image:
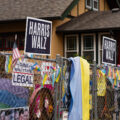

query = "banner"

[102,36,116,65]
[0,107,29,120]
[24,17,52,55]
[12,61,34,87]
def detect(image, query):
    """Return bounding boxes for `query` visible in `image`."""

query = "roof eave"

[0,16,62,23]
[56,27,120,33]
[61,0,80,20]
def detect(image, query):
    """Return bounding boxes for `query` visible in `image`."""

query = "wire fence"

[0,53,120,120]
[0,54,60,120]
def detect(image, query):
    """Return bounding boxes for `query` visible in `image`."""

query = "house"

[0,0,119,64]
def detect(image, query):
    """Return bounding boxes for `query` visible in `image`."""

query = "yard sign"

[12,61,34,87]
[24,17,52,55]
[102,36,116,65]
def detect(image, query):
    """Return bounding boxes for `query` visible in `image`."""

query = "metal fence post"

[58,57,64,120]
[114,89,119,120]
[92,61,98,120]
[54,54,61,120]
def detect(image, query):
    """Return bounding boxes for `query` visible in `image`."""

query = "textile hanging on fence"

[68,57,82,120]
[5,55,12,73]
[42,74,48,86]
[97,70,106,96]
[105,66,120,88]
[80,57,90,120]
[63,65,71,109]
[68,57,90,120]
[31,62,40,72]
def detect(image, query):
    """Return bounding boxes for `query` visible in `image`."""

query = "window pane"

[66,52,78,58]
[6,35,14,49]
[18,33,25,50]
[0,33,25,50]
[86,0,91,7]
[83,51,94,63]
[83,35,94,50]
[67,36,77,50]
[93,1,98,9]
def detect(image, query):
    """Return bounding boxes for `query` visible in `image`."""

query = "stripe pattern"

[12,42,21,66]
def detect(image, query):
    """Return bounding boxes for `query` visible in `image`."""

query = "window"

[86,0,92,9]
[93,0,99,11]
[86,0,99,11]
[98,33,111,65]
[0,32,25,50]
[81,34,96,63]
[65,35,79,58]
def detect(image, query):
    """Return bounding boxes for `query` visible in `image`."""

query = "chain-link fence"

[90,64,120,120]
[0,53,120,120]
[0,53,68,120]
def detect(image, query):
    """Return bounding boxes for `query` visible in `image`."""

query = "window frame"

[86,0,92,9]
[81,33,96,62]
[93,0,99,11]
[86,0,99,11]
[0,32,25,51]
[64,34,79,58]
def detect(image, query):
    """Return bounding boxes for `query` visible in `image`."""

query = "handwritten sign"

[12,61,34,87]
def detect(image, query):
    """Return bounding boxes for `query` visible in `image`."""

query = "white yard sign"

[41,62,53,84]
[12,61,34,87]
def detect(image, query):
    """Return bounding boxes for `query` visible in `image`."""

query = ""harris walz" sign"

[24,17,52,55]
[102,36,116,65]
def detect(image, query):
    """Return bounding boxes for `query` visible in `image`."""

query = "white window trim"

[93,0,99,11]
[86,0,92,9]
[81,33,96,61]
[64,34,79,58]
[98,32,110,65]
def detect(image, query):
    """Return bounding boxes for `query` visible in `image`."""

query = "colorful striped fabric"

[42,74,48,86]
[5,56,12,73]
[31,62,40,72]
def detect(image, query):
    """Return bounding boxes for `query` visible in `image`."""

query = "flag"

[27,53,33,58]
[31,62,40,72]
[12,42,21,67]
[5,55,12,73]
[42,74,48,86]
[55,68,61,82]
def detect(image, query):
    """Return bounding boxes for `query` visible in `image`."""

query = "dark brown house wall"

[114,31,120,64]
[0,21,26,33]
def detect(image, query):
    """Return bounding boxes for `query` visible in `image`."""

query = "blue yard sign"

[24,17,52,55]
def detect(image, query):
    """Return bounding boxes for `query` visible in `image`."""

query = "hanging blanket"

[68,57,90,120]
